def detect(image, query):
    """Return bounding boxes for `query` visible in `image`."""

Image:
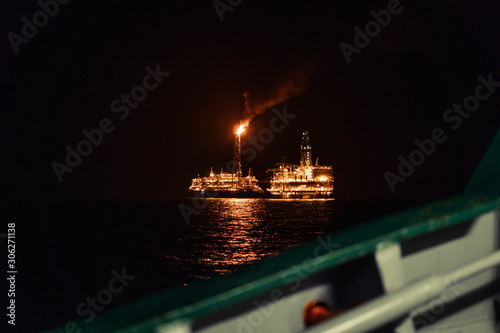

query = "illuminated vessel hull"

[267,164,334,199]
[188,170,265,198]
[267,189,333,199]
[188,189,264,198]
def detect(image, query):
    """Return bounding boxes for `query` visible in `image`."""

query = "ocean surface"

[16,198,421,331]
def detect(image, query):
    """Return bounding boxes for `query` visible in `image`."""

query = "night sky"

[3,0,500,203]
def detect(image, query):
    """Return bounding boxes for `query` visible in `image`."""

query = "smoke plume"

[241,62,317,126]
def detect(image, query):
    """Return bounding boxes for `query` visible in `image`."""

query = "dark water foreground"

[6,198,423,331]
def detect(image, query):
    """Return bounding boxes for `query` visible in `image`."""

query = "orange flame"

[236,124,246,135]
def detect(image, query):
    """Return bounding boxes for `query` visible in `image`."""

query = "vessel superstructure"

[188,167,264,198]
[266,130,334,198]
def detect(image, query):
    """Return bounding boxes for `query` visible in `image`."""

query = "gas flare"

[236,124,246,135]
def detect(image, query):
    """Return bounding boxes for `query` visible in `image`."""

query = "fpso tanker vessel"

[188,128,333,198]
[267,130,334,198]
[188,167,264,198]
[188,124,265,198]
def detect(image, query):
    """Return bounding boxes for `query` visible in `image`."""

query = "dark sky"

[2,0,500,202]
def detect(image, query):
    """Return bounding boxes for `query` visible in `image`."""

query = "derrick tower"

[300,130,312,167]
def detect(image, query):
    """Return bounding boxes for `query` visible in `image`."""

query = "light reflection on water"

[166,198,340,281]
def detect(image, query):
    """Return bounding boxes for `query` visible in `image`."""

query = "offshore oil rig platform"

[188,125,265,198]
[267,130,334,198]
[188,126,333,198]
